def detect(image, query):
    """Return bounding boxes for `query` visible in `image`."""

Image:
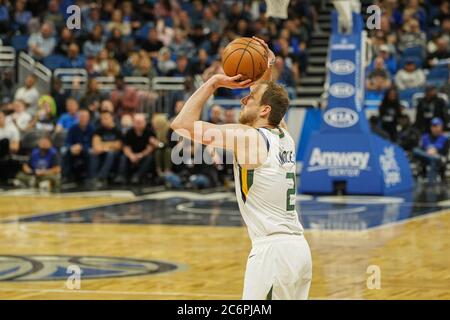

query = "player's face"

[238,85,266,126]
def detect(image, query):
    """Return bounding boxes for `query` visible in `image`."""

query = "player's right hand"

[209,74,252,90]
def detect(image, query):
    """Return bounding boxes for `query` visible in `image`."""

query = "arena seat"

[43,54,67,71]
[11,35,29,52]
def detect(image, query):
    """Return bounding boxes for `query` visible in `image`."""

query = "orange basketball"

[222,37,269,82]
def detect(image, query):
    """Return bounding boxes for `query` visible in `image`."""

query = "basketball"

[222,37,269,82]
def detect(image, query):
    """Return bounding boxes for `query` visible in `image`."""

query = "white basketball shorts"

[242,234,312,300]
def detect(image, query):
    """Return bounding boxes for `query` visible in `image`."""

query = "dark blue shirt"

[66,123,94,150]
[421,133,449,155]
[29,147,60,171]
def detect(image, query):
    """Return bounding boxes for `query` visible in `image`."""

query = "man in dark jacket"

[415,85,447,133]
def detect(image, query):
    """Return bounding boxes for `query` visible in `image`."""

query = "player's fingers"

[237,79,252,87]
[252,36,269,50]
[230,74,244,81]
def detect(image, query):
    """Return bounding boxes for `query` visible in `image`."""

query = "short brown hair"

[260,81,290,126]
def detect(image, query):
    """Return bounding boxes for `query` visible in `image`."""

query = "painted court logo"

[0,255,180,281]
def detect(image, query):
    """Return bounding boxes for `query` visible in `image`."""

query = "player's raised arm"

[170,74,268,169]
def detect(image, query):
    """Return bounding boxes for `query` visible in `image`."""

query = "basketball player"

[171,37,312,300]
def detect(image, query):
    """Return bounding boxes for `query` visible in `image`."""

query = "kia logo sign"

[330,60,355,75]
[324,108,359,128]
[329,83,355,98]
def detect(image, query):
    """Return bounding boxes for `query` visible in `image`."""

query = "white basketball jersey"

[233,127,304,242]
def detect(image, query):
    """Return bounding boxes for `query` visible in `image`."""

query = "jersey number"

[286,173,296,211]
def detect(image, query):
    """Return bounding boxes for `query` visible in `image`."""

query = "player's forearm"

[171,79,216,133]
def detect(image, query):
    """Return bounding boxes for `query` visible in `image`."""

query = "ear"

[260,104,271,118]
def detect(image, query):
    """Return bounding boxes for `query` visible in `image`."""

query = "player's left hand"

[210,74,252,90]
[252,36,276,67]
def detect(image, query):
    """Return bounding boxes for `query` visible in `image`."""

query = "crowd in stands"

[0,0,318,191]
[366,0,450,183]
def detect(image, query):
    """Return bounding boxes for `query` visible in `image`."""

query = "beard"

[238,109,257,126]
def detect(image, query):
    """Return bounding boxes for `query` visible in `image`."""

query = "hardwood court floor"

[0,194,448,300]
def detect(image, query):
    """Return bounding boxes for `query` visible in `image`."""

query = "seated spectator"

[413,118,449,183]
[189,48,210,76]
[224,108,236,124]
[132,54,157,81]
[56,98,80,133]
[379,88,404,141]
[92,49,110,76]
[13,0,32,34]
[89,112,122,187]
[54,27,74,56]
[106,9,131,37]
[398,18,426,53]
[395,58,426,90]
[62,110,94,182]
[415,85,447,133]
[427,37,450,68]
[151,113,172,178]
[110,76,139,117]
[140,28,164,59]
[0,69,15,104]
[28,96,56,133]
[114,114,157,185]
[169,28,195,59]
[156,47,176,76]
[14,74,40,115]
[27,22,56,60]
[121,1,141,33]
[82,3,101,34]
[397,114,421,152]
[80,78,105,111]
[369,115,390,140]
[44,0,65,31]
[61,43,85,68]
[105,27,130,63]
[377,45,397,75]
[167,54,191,77]
[51,78,69,117]
[6,100,32,135]
[273,56,297,98]
[366,57,392,91]
[209,105,224,125]
[83,24,105,58]
[201,31,222,57]
[14,136,61,191]
[0,110,20,155]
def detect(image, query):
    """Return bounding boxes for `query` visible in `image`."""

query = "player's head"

[239,81,289,127]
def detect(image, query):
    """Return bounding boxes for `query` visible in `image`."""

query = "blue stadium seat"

[398,56,423,69]
[43,54,67,70]
[426,66,449,86]
[364,90,385,110]
[399,88,424,108]
[402,46,424,59]
[135,23,154,41]
[11,34,29,52]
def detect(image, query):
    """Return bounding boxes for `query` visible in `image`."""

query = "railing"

[0,46,16,68]
[18,52,52,94]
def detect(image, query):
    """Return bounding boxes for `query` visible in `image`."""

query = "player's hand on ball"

[252,36,275,67]
[210,74,252,90]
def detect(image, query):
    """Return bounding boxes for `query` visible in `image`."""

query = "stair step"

[306,66,327,75]
[300,77,325,85]
[321,22,332,31]
[308,47,328,55]
[311,31,331,39]
[318,14,331,23]
[297,86,325,96]
[309,56,327,66]
[310,38,329,46]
